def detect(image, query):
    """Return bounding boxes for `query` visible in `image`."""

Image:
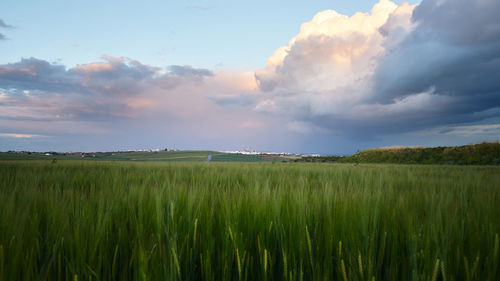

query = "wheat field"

[0,161,499,280]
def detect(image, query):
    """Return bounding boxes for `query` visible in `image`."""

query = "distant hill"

[0,150,220,162]
[297,142,500,165]
[0,150,291,162]
[4,142,500,165]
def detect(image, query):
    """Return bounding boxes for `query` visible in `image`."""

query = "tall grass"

[0,161,499,280]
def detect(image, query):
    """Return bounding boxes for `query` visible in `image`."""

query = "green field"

[0,151,269,162]
[0,161,499,280]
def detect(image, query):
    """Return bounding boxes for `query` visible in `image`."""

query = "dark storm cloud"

[373,0,500,126]
[412,0,500,45]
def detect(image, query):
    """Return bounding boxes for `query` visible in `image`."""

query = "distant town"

[4,148,321,158]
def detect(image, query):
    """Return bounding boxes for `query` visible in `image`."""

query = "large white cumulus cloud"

[255,0,500,136]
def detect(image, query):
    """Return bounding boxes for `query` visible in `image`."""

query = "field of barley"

[0,161,499,281]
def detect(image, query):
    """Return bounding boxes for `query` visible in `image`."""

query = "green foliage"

[297,142,500,165]
[0,161,499,280]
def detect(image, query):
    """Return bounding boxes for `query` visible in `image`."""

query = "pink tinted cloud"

[73,62,114,73]
[0,133,42,138]
[0,56,284,150]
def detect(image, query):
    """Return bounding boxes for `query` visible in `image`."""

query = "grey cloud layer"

[255,0,500,137]
[374,0,500,131]
[0,56,282,152]
[168,65,213,77]
[376,0,500,101]
[0,57,213,120]
[209,92,257,109]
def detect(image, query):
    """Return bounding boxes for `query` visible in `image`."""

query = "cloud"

[2,1,499,153]
[209,92,256,109]
[0,56,215,121]
[0,56,288,152]
[412,0,500,45]
[255,0,412,127]
[168,65,213,77]
[0,133,43,138]
[0,20,13,29]
[373,0,500,130]
[255,0,500,138]
[286,121,327,134]
[438,124,500,136]
[0,19,13,40]
[0,58,80,93]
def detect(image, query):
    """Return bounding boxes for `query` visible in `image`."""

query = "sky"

[1,0,499,154]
